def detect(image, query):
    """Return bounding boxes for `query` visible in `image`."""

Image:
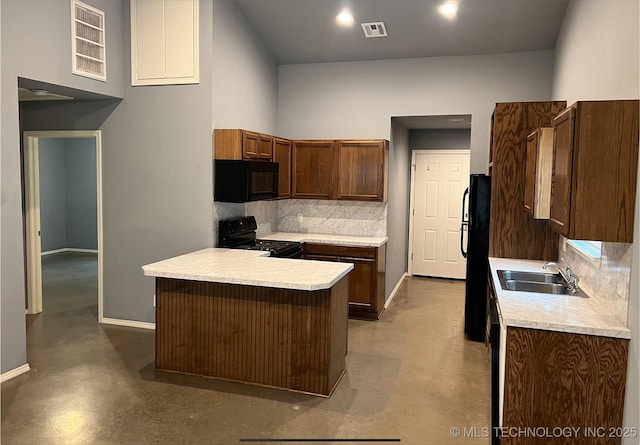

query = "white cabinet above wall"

[130,0,199,86]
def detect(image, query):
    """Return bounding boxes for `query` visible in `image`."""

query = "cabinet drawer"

[304,243,376,259]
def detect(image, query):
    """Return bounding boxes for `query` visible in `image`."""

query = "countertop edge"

[142,250,354,291]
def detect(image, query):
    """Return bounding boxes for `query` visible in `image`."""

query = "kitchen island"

[142,248,353,397]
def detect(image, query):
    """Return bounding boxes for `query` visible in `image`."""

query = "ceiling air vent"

[361,22,388,38]
[71,0,106,81]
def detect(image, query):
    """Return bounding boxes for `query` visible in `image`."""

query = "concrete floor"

[2,253,490,444]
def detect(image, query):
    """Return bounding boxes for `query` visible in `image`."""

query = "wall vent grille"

[71,0,106,81]
[361,22,388,38]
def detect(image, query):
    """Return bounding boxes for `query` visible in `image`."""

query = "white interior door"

[411,151,470,279]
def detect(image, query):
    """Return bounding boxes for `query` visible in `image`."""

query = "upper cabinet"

[336,140,388,202]
[292,139,389,202]
[131,0,199,86]
[273,138,292,199]
[241,131,273,160]
[524,128,554,219]
[292,140,336,200]
[549,100,639,242]
[214,129,273,161]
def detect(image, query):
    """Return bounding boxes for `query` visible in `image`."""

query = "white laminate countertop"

[489,258,630,339]
[261,232,388,247]
[142,248,353,291]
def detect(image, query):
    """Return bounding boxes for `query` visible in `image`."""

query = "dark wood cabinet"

[292,140,336,199]
[273,138,292,199]
[550,100,639,242]
[524,128,554,219]
[336,140,388,201]
[489,101,566,260]
[292,139,388,202]
[304,243,385,320]
[214,129,273,161]
[502,327,628,445]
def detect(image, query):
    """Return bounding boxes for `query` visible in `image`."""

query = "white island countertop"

[143,248,353,291]
[489,257,630,339]
[262,232,388,247]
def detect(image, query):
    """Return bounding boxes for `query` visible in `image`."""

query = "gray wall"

[1,0,125,373]
[387,120,411,299]
[212,0,278,134]
[99,0,214,322]
[211,0,279,242]
[551,0,640,440]
[65,138,98,249]
[39,139,68,251]
[409,129,471,150]
[39,138,98,252]
[276,51,555,174]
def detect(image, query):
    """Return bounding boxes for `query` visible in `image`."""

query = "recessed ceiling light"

[336,8,354,26]
[438,2,458,19]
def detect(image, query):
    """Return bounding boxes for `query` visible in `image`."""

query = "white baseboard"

[100,317,155,330]
[42,248,98,256]
[384,273,408,309]
[0,364,31,383]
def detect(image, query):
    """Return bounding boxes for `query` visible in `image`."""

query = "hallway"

[2,253,490,444]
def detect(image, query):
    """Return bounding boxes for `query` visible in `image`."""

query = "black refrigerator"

[460,174,491,342]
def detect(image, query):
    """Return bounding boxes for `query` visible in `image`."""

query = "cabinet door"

[242,131,260,159]
[549,107,575,236]
[292,140,335,199]
[273,138,292,198]
[336,140,387,201]
[341,257,376,309]
[258,134,273,160]
[523,132,537,216]
[131,0,199,86]
[524,128,554,219]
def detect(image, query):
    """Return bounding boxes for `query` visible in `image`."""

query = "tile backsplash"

[277,199,387,237]
[214,199,387,245]
[560,237,631,325]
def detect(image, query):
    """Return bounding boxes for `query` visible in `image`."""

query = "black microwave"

[214,160,279,203]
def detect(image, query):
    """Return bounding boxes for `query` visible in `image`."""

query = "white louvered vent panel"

[361,22,388,38]
[71,0,106,81]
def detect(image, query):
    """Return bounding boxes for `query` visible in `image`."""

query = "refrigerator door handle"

[461,188,469,224]
[460,223,468,258]
[460,187,469,258]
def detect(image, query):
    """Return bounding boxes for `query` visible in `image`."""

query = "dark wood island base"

[155,276,349,397]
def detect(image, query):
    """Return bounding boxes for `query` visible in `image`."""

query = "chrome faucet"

[543,261,579,293]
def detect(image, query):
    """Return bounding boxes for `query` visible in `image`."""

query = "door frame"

[23,130,104,322]
[408,149,470,276]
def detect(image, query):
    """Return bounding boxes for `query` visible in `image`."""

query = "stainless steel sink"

[499,270,564,284]
[496,269,586,297]
[503,280,570,294]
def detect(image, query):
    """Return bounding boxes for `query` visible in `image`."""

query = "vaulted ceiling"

[234,0,570,65]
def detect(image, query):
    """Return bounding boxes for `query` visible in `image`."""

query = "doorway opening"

[397,115,472,279]
[23,131,104,322]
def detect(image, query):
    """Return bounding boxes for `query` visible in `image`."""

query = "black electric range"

[218,216,302,258]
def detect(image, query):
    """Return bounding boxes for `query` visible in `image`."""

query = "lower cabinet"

[488,276,629,444]
[501,327,628,445]
[304,243,386,320]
